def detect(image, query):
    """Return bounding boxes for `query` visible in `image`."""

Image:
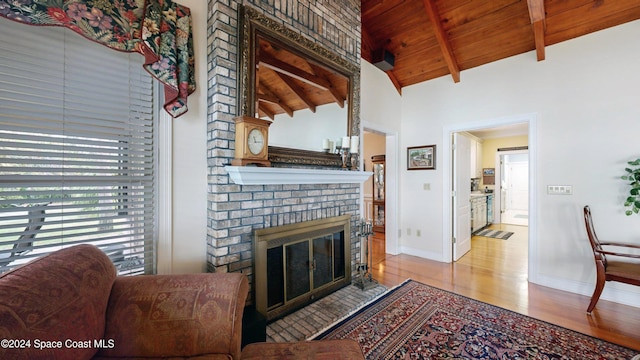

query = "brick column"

[206,0,362,302]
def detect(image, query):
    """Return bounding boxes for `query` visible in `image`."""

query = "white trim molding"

[225,166,372,185]
[156,110,173,274]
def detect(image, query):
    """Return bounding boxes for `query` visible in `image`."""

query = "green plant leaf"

[622,159,640,215]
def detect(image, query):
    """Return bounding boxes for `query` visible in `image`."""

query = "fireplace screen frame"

[254,215,352,321]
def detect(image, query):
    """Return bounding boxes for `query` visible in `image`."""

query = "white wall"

[400,20,640,306]
[360,60,402,254]
[160,0,208,274]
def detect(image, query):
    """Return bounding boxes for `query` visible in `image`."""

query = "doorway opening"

[362,123,399,262]
[496,150,529,226]
[443,113,538,282]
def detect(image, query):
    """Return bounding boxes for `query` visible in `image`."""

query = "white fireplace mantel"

[225,166,372,185]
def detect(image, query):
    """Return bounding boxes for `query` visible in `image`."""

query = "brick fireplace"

[205,0,362,306]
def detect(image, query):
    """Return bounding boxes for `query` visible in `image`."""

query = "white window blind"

[0,18,157,275]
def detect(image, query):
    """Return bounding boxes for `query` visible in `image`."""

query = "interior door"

[507,161,528,211]
[453,133,471,261]
[500,152,529,226]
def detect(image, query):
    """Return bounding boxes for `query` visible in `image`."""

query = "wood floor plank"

[370,224,640,351]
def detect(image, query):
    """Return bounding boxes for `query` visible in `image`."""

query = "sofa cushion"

[98,273,248,359]
[0,244,117,360]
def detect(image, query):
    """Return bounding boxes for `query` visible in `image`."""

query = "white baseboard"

[531,274,640,309]
[398,246,444,262]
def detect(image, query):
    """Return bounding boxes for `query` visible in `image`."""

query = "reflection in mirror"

[238,6,359,160]
[256,36,348,152]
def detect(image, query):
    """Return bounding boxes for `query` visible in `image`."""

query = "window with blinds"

[0,18,157,275]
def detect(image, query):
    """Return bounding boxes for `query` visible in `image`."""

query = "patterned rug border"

[313,279,639,358]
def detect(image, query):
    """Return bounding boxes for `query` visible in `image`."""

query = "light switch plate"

[547,185,573,195]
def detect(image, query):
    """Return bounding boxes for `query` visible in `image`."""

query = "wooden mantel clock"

[232,116,272,167]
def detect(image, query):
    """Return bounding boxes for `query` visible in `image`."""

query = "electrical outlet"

[416,229,421,237]
[423,183,430,191]
[547,185,573,195]
[407,228,412,236]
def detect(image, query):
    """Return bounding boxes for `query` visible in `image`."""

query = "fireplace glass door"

[266,230,346,317]
[254,215,351,321]
[278,232,344,306]
[285,240,310,301]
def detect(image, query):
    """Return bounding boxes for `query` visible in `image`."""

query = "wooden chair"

[583,205,640,314]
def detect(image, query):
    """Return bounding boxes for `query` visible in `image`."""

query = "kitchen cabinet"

[469,138,483,179]
[471,195,488,233]
[372,155,385,233]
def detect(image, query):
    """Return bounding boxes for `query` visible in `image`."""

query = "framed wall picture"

[407,145,436,170]
[483,168,495,185]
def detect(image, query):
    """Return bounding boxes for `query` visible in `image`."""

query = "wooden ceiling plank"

[308,63,346,108]
[361,0,640,90]
[259,83,295,117]
[361,24,376,62]
[544,0,640,45]
[421,0,461,83]
[259,53,331,91]
[527,0,546,61]
[276,72,317,113]
[258,104,275,120]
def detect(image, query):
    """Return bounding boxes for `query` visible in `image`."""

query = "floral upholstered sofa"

[0,244,249,360]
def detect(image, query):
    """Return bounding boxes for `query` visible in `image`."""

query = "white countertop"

[470,192,493,198]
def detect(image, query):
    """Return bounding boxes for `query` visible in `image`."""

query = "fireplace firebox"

[254,215,352,321]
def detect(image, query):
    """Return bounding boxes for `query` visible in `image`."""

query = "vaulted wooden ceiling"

[361,0,640,93]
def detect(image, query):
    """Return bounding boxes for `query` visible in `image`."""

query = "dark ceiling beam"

[421,0,460,83]
[527,0,546,61]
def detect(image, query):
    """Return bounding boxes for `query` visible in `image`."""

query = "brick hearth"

[267,284,386,342]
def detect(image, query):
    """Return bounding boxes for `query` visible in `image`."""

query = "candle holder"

[340,147,350,168]
[354,218,377,290]
[350,152,358,171]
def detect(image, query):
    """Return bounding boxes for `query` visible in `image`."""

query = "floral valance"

[0,0,195,118]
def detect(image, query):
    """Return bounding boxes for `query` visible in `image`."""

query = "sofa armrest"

[97,273,248,359]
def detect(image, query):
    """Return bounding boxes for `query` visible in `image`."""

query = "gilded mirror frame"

[237,6,360,167]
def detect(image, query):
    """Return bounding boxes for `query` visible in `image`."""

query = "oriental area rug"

[312,280,638,359]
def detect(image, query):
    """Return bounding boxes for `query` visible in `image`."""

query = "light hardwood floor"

[369,224,640,351]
